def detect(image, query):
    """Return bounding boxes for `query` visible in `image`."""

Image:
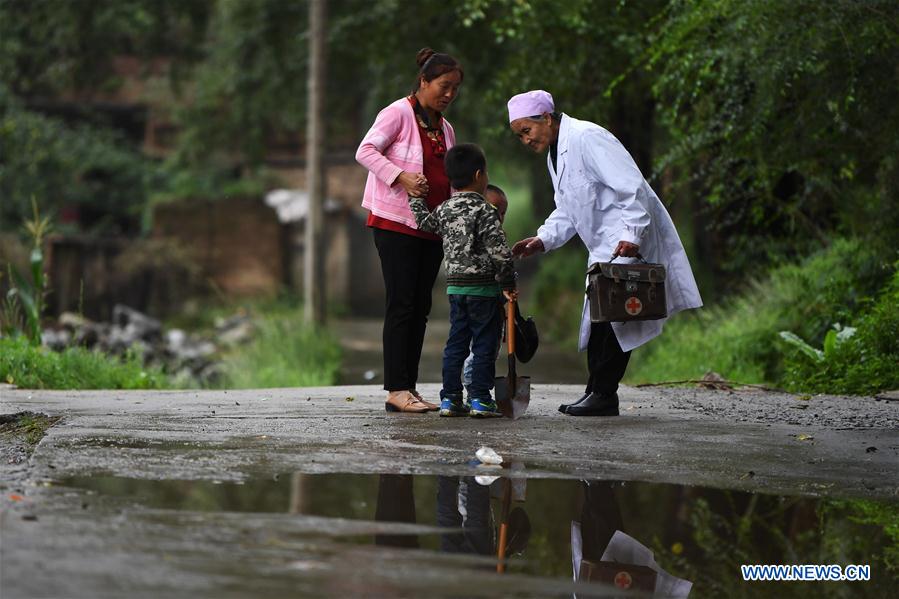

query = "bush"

[627,239,895,388]
[0,336,169,390]
[780,269,899,395]
[0,87,153,235]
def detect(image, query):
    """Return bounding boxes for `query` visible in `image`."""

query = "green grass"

[626,239,895,390]
[210,303,341,389]
[780,267,899,395]
[0,412,60,446]
[1,296,342,390]
[527,238,895,393]
[166,296,342,389]
[0,412,61,463]
[0,336,169,390]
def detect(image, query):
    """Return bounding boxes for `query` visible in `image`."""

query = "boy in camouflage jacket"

[408,143,516,417]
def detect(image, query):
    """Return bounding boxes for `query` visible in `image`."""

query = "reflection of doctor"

[508,90,702,417]
[572,480,692,597]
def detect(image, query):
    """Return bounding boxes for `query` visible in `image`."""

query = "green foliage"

[647,0,899,274]
[457,0,662,124]
[3,198,51,344]
[670,495,898,597]
[780,269,899,395]
[628,239,894,388]
[147,165,275,208]
[0,336,168,390]
[0,0,210,97]
[169,0,309,169]
[5,259,43,344]
[0,0,209,232]
[0,88,153,233]
[824,500,899,573]
[778,331,826,363]
[212,304,341,389]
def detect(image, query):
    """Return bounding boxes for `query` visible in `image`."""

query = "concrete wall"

[153,196,285,297]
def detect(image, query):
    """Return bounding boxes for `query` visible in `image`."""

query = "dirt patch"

[1,411,61,466]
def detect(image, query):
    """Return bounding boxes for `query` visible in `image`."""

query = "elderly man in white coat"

[508,90,702,417]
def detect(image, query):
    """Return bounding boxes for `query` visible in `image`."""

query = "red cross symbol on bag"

[614,570,633,589]
[625,296,643,316]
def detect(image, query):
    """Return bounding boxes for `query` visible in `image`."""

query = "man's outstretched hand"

[511,236,545,258]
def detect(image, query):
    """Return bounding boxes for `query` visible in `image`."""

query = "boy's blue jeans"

[442,294,504,402]
[463,327,503,391]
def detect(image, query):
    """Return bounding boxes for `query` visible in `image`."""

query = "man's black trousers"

[586,321,631,395]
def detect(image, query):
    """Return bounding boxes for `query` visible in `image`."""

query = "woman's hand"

[613,240,640,258]
[397,171,429,197]
[503,289,518,302]
[511,236,545,258]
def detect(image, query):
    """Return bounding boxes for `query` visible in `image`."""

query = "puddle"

[60,472,898,594]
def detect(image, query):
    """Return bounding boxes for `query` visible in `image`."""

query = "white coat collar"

[548,113,572,185]
[557,113,572,157]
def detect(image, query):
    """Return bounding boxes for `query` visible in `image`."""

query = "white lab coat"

[536,114,703,352]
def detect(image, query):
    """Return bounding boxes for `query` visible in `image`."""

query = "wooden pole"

[304,0,327,325]
[496,478,512,573]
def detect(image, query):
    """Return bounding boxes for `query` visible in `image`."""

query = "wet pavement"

[1,381,898,597]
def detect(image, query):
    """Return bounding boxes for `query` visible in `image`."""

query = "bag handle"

[609,252,647,264]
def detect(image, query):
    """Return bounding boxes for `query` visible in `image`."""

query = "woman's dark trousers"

[373,228,444,392]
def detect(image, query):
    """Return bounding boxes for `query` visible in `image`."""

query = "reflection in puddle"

[61,472,896,596]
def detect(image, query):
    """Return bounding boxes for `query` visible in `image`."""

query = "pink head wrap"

[507,90,555,123]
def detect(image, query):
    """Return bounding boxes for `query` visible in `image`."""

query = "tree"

[0,0,210,97]
[646,0,899,274]
[0,0,211,233]
[169,0,309,170]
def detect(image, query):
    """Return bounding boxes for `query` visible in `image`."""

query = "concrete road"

[2,384,896,498]
[1,384,897,597]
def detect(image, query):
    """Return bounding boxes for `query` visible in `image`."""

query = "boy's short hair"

[485,183,505,198]
[445,143,486,189]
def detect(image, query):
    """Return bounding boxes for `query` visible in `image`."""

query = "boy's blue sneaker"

[469,398,503,418]
[439,398,470,417]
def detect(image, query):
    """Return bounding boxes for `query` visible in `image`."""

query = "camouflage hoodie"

[409,191,516,290]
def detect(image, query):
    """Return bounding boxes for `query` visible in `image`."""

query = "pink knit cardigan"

[355,97,456,229]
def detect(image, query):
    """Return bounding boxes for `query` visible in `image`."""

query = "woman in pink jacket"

[355,48,462,413]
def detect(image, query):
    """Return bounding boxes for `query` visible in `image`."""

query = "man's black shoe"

[558,392,591,414]
[565,392,619,417]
